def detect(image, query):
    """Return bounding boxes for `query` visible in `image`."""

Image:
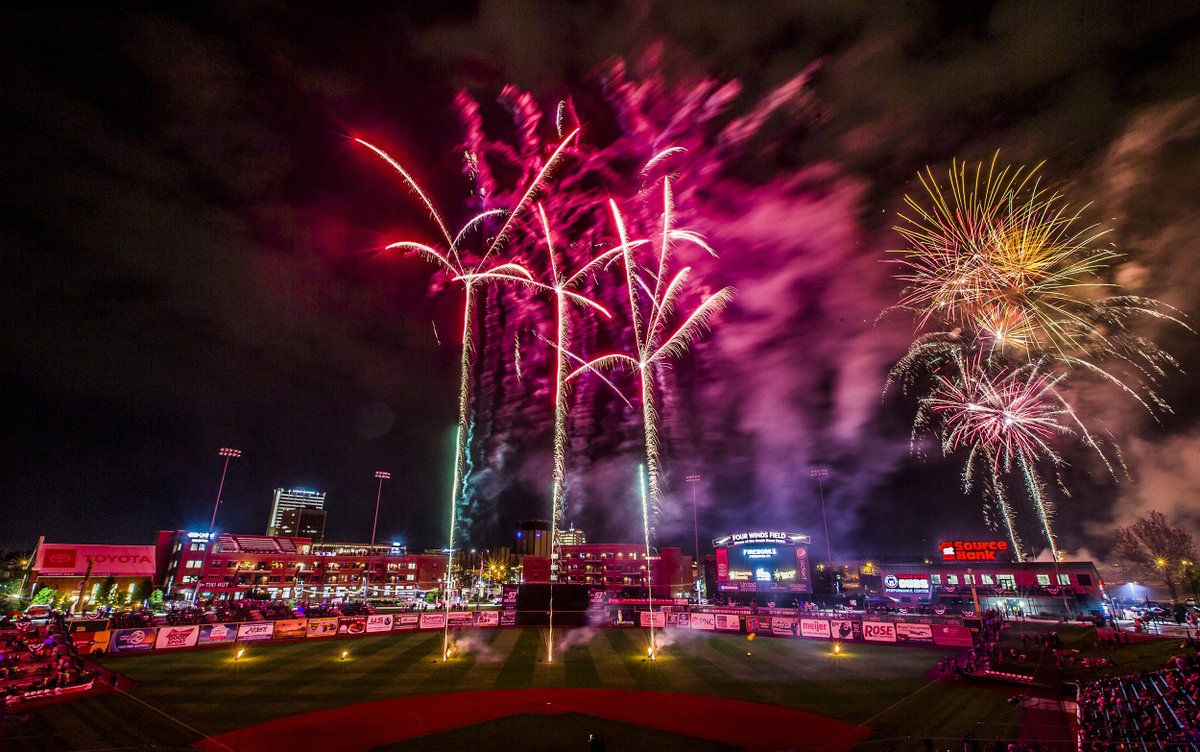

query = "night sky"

[3,3,1199,561]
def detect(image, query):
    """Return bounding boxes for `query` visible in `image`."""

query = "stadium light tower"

[193,447,241,603]
[365,470,391,602]
[685,474,702,598]
[810,467,836,593]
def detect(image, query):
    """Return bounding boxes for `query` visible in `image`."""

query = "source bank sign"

[940,540,1010,562]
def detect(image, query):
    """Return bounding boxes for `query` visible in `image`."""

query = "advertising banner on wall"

[74,630,110,655]
[198,623,239,644]
[306,618,338,638]
[800,618,832,639]
[772,617,799,637]
[110,627,157,653]
[273,619,308,640]
[419,612,446,630]
[895,623,934,644]
[714,614,741,631]
[337,617,367,636]
[830,619,862,642]
[665,611,690,627]
[691,613,716,631]
[365,614,393,633]
[931,623,974,647]
[500,610,517,627]
[447,611,474,627]
[862,621,897,643]
[475,611,499,627]
[154,625,200,650]
[638,611,666,628]
[392,614,420,632]
[745,616,770,633]
[237,622,275,642]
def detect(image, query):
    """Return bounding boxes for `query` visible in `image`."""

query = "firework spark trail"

[888,154,1187,558]
[566,179,733,535]
[357,129,581,657]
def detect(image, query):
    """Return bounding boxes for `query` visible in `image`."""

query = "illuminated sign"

[713,531,812,547]
[743,547,778,559]
[883,573,930,592]
[940,540,1010,562]
[186,532,213,541]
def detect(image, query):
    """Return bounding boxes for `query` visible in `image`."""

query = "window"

[997,575,1016,590]
[1077,574,1093,586]
[964,574,975,585]
[947,575,958,585]
[981,574,994,585]
[1058,574,1071,586]
[930,574,942,584]
[1037,574,1051,586]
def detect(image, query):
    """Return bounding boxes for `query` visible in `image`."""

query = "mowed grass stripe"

[458,628,518,690]
[492,628,543,690]
[602,628,675,691]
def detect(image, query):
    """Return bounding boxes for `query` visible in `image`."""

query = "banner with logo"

[155,625,200,650]
[745,616,770,633]
[448,611,474,627]
[337,617,368,636]
[198,623,239,644]
[831,619,862,641]
[638,611,666,628]
[365,614,393,633]
[110,627,157,653]
[237,621,275,642]
[665,611,690,627]
[476,611,499,627]
[931,623,974,647]
[714,613,741,631]
[305,617,338,638]
[895,623,934,644]
[772,617,799,637]
[273,619,308,640]
[392,614,420,632]
[35,545,156,577]
[800,618,832,639]
[690,613,716,631]
[74,630,110,655]
[862,621,897,643]
[419,612,446,630]
[500,610,517,627]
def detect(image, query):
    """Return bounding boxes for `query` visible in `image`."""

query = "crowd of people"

[1,613,96,704]
[1077,651,1200,751]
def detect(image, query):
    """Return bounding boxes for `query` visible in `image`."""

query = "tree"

[97,576,118,606]
[132,578,153,605]
[1113,511,1196,602]
[31,586,57,606]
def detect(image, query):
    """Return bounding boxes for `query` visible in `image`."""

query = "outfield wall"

[70,609,972,656]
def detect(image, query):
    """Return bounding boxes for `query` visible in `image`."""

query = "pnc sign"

[940,540,1009,562]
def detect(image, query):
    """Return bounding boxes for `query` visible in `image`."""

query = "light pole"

[810,467,836,594]
[193,447,241,603]
[365,471,390,602]
[686,474,701,599]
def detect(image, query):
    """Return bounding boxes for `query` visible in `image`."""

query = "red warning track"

[194,688,872,752]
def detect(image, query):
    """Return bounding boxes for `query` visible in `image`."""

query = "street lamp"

[365,471,391,602]
[686,474,702,599]
[810,467,836,594]
[192,447,241,603]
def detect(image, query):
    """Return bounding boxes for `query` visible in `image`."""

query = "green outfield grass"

[8,628,1025,751]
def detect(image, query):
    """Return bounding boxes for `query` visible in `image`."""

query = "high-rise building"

[558,524,586,546]
[278,508,327,542]
[514,519,551,559]
[267,488,326,536]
